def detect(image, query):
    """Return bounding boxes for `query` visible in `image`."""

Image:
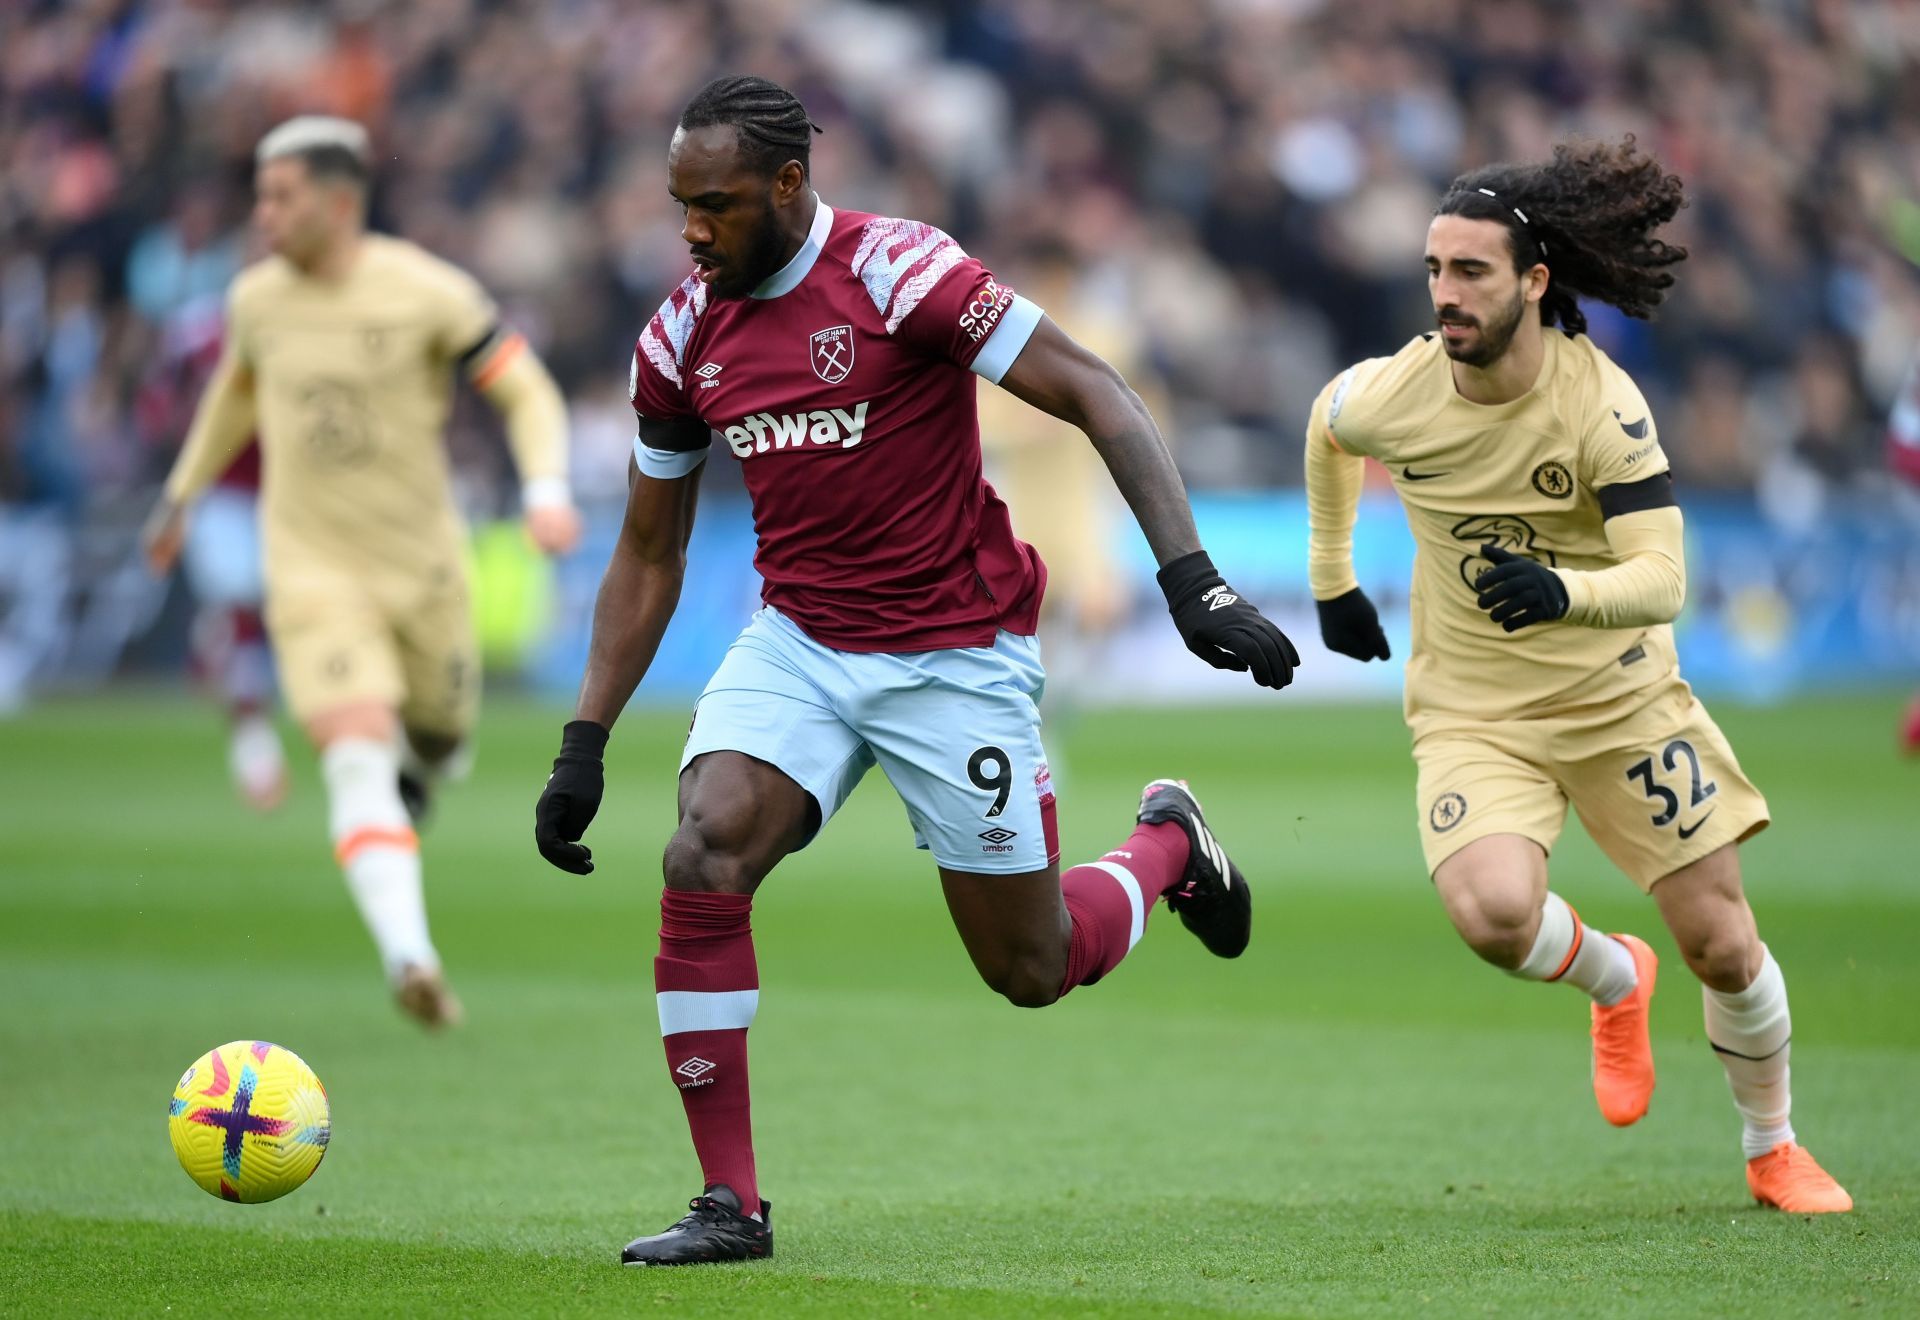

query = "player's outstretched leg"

[1434,836,1652,1125]
[941,779,1245,1007]
[1653,846,1851,1213]
[1135,779,1251,958]
[313,706,458,1029]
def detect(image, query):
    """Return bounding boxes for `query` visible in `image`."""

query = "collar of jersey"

[752,199,834,300]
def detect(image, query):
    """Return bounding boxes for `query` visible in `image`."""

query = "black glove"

[535,719,609,874]
[1474,544,1569,632]
[1316,587,1391,661]
[1157,549,1301,690]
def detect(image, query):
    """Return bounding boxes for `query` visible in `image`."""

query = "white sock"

[1703,945,1794,1159]
[1514,892,1638,1006]
[322,737,437,981]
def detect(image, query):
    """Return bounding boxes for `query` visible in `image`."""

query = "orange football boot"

[1589,934,1658,1126]
[1747,1142,1853,1213]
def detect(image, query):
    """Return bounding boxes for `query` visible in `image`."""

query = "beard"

[706,196,791,300]
[1438,287,1528,368]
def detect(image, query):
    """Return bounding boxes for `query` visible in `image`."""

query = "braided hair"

[1435,136,1688,335]
[679,75,822,178]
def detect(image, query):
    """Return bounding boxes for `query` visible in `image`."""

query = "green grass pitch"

[1,691,1914,1316]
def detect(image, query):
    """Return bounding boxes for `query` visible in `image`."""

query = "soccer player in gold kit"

[145,117,581,1026]
[1305,139,1850,1213]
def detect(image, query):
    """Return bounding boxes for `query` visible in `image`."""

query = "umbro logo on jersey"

[696,362,723,389]
[1202,586,1239,611]
[1614,410,1650,440]
[722,402,870,457]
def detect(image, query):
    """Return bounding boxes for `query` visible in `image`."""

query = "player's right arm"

[532,434,703,876]
[575,428,705,729]
[1305,372,1391,661]
[142,320,257,575]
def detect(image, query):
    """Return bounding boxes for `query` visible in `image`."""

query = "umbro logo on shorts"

[979,826,1019,855]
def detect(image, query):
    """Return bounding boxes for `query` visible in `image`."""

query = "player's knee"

[662,808,759,895]
[1448,890,1537,970]
[1679,926,1759,993]
[983,951,1064,1009]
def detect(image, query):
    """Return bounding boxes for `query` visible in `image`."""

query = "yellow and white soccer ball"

[168,1041,330,1203]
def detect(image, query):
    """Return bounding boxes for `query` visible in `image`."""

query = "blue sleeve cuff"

[634,437,709,479]
[970,295,1044,384]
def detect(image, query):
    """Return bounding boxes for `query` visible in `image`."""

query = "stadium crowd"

[2,0,1917,704]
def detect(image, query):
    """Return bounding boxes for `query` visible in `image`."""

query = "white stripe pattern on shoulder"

[851,217,963,333]
[638,274,709,391]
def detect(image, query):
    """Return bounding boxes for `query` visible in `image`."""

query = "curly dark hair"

[680,75,822,179]
[1435,136,1688,335]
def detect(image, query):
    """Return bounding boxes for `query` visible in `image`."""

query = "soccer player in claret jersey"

[1305,138,1850,1214]
[533,75,1299,1265]
[146,117,583,1028]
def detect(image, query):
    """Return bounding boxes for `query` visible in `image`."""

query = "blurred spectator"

[2,0,1917,701]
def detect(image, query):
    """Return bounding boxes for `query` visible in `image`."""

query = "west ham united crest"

[810,324,853,384]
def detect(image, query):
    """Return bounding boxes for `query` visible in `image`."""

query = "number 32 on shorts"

[1625,738,1718,837]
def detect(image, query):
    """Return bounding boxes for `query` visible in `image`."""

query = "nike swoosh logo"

[1614,410,1650,439]
[1677,809,1715,840]
[1401,467,1448,481]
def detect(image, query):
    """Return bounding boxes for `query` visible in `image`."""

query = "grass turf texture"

[0,692,1914,1317]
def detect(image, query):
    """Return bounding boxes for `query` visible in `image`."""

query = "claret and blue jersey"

[629,200,1049,653]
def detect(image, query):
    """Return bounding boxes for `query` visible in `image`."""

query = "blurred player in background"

[534,75,1297,1265]
[976,247,1134,741]
[136,301,285,810]
[1307,140,1850,1213]
[145,117,582,1027]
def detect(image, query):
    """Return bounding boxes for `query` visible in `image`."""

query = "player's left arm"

[431,257,581,555]
[1554,481,1686,628]
[995,315,1299,689]
[1476,375,1686,632]
[461,327,581,555]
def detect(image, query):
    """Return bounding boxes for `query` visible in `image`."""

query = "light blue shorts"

[681,607,1060,874]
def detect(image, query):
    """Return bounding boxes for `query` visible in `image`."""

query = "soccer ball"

[168,1041,330,1203]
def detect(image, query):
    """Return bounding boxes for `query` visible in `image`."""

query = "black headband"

[1476,187,1546,255]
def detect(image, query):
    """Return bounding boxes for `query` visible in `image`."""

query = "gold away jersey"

[226,235,497,601]
[1310,331,1672,728]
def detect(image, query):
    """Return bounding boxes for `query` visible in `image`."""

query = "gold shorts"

[1413,678,1769,891]
[267,573,478,737]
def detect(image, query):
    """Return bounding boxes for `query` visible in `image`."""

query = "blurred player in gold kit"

[146,117,581,1026]
[1306,140,1850,1213]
